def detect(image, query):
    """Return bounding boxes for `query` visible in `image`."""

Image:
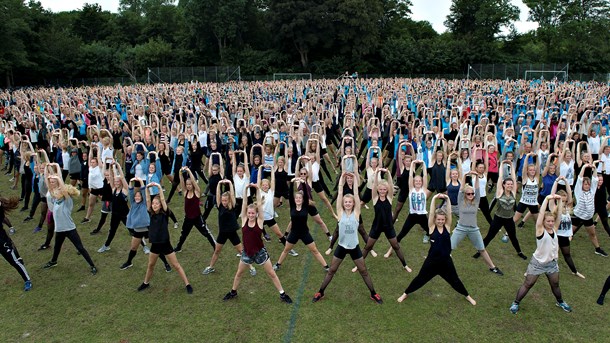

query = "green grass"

[1,174,609,343]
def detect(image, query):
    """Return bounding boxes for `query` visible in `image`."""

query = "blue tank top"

[447,181,461,206]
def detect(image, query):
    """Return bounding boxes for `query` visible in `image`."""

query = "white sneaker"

[250,268,257,276]
[174,222,179,229]
[97,245,110,253]
[202,266,215,275]
[236,253,242,257]
[288,249,299,257]
[422,235,430,244]
[274,212,279,218]
[143,246,150,255]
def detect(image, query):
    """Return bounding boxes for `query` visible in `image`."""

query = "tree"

[72,3,115,43]
[445,0,520,41]
[0,0,32,87]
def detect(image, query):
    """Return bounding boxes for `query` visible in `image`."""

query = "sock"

[280,237,286,245]
[514,300,520,305]
[279,290,285,295]
[556,298,563,303]
[326,232,331,237]
[127,250,137,263]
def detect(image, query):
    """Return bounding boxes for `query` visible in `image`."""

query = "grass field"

[0,172,609,343]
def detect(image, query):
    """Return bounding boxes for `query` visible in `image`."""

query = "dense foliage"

[1,0,609,86]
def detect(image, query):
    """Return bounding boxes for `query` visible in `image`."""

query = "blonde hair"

[463,185,476,205]
[377,180,393,197]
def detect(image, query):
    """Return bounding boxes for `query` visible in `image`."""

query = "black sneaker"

[23,216,33,222]
[174,246,182,253]
[280,292,293,304]
[43,261,57,269]
[38,244,51,251]
[517,221,525,228]
[518,252,528,260]
[81,218,91,224]
[165,264,172,272]
[186,284,193,294]
[597,296,605,305]
[595,248,609,257]
[490,267,504,276]
[472,252,481,259]
[90,229,100,235]
[223,290,238,301]
[20,207,28,212]
[77,205,85,212]
[137,283,150,291]
[91,266,98,275]
[120,262,133,270]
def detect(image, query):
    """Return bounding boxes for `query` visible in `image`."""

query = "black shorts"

[241,247,269,265]
[128,228,149,239]
[571,216,594,228]
[397,189,409,203]
[516,202,539,214]
[312,181,324,193]
[558,235,570,248]
[307,204,319,217]
[517,176,522,183]
[217,231,241,246]
[488,172,499,184]
[286,231,314,245]
[274,188,289,199]
[334,245,363,260]
[263,219,277,228]
[70,172,80,180]
[361,188,372,204]
[321,147,328,156]
[90,188,103,196]
[369,225,397,240]
[150,242,174,255]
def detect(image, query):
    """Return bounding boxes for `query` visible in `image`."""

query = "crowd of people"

[0,78,609,311]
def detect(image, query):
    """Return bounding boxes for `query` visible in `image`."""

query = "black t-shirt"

[149,211,169,244]
[218,204,239,233]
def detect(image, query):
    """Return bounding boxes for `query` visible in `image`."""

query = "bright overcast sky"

[38,0,538,34]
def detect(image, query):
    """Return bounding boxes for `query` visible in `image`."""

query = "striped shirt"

[573,176,598,220]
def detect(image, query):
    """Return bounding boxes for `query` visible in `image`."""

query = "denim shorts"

[241,247,269,265]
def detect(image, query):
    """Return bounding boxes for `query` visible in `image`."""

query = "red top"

[242,221,264,257]
[184,193,202,219]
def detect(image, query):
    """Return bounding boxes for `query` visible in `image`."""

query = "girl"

[0,196,32,291]
[510,195,572,314]
[472,148,494,225]
[97,163,129,253]
[398,194,476,306]
[514,152,541,228]
[571,164,607,257]
[223,184,293,304]
[82,147,104,224]
[313,172,382,304]
[138,183,192,294]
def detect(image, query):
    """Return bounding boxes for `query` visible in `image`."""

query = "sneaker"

[288,249,299,257]
[91,266,98,275]
[33,226,42,233]
[8,227,15,235]
[556,301,572,312]
[202,266,215,275]
[273,263,280,271]
[517,221,525,228]
[312,292,324,303]
[223,290,238,301]
[186,284,193,294]
[595,248,608,257]
[490,267,504,276]
[81,218,91,224]
[236,253,242,257]
[38,244,50,251]
[250,268,256,276]
[324,265,330,272]
[97,245,110,253]
[77,205,85,212]
[89,228,100,235]
[328,235,333,242]
[422,235,429,244]
[174,246,182,253]
[120,262,133,270]
[24,280,32,291]
[518,252,528,260]
[264,234,271,242]
[597,296,605,305]
[165,264,172,272]
[280,292,293,304]
[20,207,28,212]
[137,283,150,292]
[42,261,57,269]
[274,211,279,218]
[370,293,383,304]
[143,246,150,255]
[23,216,33,222]
[510,302,519,314]
[174,222,179,229]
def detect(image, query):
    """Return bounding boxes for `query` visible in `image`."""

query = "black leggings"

[175,216,216,251]
[405,257,469,296]
[166,173,180,203]
[397,213,429,242]
[479,196,493,225]
[104,214,127,247]
[600,275,610,300]
[50,230,95,267]
[201,195,215,222]
[483,215,522,253]
[515,272,563,303]
[29,191,41,218]
[596,205,610,238]
[1,238,31,282]
[22,167,33,209]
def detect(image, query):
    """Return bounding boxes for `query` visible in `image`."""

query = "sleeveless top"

[233,174,248,199]
[338,211,359,249]
[409,188,427,214]
[372,198,393,231]
[520,177,539,206]
[112,189,129,216]
[557,212,572,238]
[184,193,202,219]
[447,181,460,206]
[533,229,558,264]
[427,226,451,260]
[495,193,516,218]
[242,221,264,257]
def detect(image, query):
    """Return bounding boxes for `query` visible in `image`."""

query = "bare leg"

[85,194,98,220]
[231,261,249,291]
[277,242,295,265]
[306,242,328,267]
[164,253,190,285]
[262,259,285,292]
[144,254,159,283]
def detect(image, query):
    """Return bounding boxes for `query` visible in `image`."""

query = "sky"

[38,0,538,34]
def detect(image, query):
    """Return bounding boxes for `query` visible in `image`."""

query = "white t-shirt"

[588,135,601,154]
[520,177,539,206]
[260,189,275,220]
[233,174,249,199]
[559,160,575,185]
[88,166,103,189]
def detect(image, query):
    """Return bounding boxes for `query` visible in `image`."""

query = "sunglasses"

[466,193,475,195]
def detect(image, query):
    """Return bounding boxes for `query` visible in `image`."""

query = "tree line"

[1,0,609,87]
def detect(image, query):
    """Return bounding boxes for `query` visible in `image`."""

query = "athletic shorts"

[516,203,539,214]
[286,231,314,245]
[307,204,319,217]
[558,235,571,248]
[101,201,112,213]
[241,247,269,265]
[128,228,149,239]
[217,231,241,246]
[90,188,103,196]
[274,188,289,199]
[81,178,89,189]
[361,188,372,204]
[526,257,559,276]
[334,245,363,260]
[368,225,397,240]
[397,189,409,204]
[451,224,485,251]
[487,172,499,184]
[263,219,277,228]
[70,173,80,181]
[150,242,174,255]
[571,216,594,228]
[321,148,327,156]
[312,181,324,193]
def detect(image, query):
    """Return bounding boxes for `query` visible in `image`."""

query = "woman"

[514,152,540,228]
[42,166,97,275]
[394,160,432,249]
[96,163,129,253]
[312,172,382,304]
[598,276,610,305]
[472,148,494,226]
[397,194,476,306]
[509,195,572,314]
[478,160,527,260]
[273,178,329,271]
[0,196,32,291]
[451,171,503,275]
[223,184,293,304]
[174,167,216,252]
[120,177,170,272]
[202,180,256,276]
[82,147,104,224]
[138,182,192,294]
